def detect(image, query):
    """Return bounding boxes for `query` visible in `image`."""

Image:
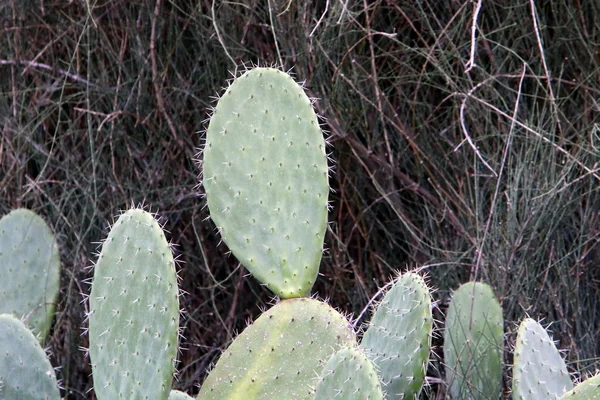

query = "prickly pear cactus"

[359,272,432,400]
[443,281,504,400]
[170,390,194,400]
[315,347,384,400]
[88,209,179,400]
[0,208,61,340]
[202,67,329,298]
[197,298,356,399]
[512,318,573,399]
[0,314,60,399]
[559,374,600,399]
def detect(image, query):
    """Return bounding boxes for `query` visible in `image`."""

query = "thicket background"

[1,1,598,398]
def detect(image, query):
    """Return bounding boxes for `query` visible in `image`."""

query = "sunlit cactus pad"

[559,374,600,399]
[169,390,194,400]
[0,314,60,400]
[203,67,329,298]
[443,281,504,400]
[360,272,432,399]
[512,318,572,399]
[197,298,356,399]
[0,208,60,340]
[89,209,179,400]
[315,347,384,400]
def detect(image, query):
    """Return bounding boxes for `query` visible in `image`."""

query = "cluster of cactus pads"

[1,67,599,400]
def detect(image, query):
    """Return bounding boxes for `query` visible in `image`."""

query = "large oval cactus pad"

[197,298,356,399]
[0,208,60,341]
[0,314,60,400]
[203,67,329,298]
[88,209,179,400]
[559,374,600,400]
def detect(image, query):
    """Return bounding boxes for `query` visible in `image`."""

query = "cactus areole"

[203,67,329,298]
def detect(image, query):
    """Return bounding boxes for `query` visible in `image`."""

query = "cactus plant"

[0,208,61,341]
[512,318,573,399]
[0,313,60,399]
[197,297,356,399]
[88,209,180,400]
[559,373,600,399]
[202,67,329,299]
[315,346,384,400]
[444,281,504,399]
[170,390,194,400]
[359,272,432,399]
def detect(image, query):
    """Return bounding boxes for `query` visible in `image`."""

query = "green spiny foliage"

[197,297,356,400]
[444,281,504,400]
[315,346,384,400]
[0,208,61,341]
[202,67,329,299]
[88,209,180,400]
[512,318,573,399]
[359,272,432,400]
[170,390,194,400]
[559,374,600,399]
[0,314,60,400]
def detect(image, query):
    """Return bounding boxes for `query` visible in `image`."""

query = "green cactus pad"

[315,347,384,400]
[0,208,61,340]
[512,318,572,399]
[0,314,60,399]
[170,390,194,400]
[443,281,504,400]
[197,298,356,400]
[203,67,329,298]
[359,272,432,400]
[89,209,179,400]
[559,374,600,399]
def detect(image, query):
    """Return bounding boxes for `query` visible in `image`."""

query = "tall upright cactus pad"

[197,298,356,399]
[202,67,329,298]
[444,282,504,400]
[560,374,600,399]
[315,347,384,400]
[359,272,432,400]
[512,318,572,399]
[88,209,179,400]
[0,314,60,399]
[0,208,60,340]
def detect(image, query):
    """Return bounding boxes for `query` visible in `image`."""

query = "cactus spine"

[88,209,179,399]
[0,314,60,399]
[512,318,572,399]
[0,208,61,341]
[202,67,329,299]
[444,281,504,399]
[360,272,432,399]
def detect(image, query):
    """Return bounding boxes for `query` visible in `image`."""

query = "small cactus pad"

[203,67,329,298]
[559,374,600,399]
[197,298,356,399]
[512,318,573,399]
[315,347,384,400]
[0,314,60,399]
[89,209,179,400]
[443,281,504,400]
[170,390,194,400]
[359,272,432,400]
[0,208,61,340]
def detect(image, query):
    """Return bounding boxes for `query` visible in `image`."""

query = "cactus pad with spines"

[443,281,504,400]
[203,67,329,298]
[169,390,194,400]
[512,318,572,399]
[315,346,384,400]
[88,209,179,400]
[359,272,432,400]
[0,314,60,400]
[197,298,356,400]
[0,208,61,340]
[559,374,600,399]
